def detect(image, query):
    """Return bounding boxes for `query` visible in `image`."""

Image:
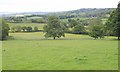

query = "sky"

[0,0,119,13]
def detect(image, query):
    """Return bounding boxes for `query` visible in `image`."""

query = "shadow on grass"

[7,34,119,41]
[8,37,119,41]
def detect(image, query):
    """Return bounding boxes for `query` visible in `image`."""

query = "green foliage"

[72,23,85,34]
[0,19,10,40]
[105,3,120,40]
[118,3,120,40]
[8,23,44,30]
[88,19,104,39]
[43,16,65,39]
[5,15,46,23]
[105,10,117,35]
[11,26,16,33]
[89,26,104,39]
[67,19,86,34]
[10,25,34,32]
[34,26,38,31]
[15,26,22,32]
[21,26,27,32]
[26,26,32,32]
[68,19,78,28]
[0,19,2,39]
[60,22,70,33]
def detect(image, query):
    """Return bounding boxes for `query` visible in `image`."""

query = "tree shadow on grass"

[6,35,119,41]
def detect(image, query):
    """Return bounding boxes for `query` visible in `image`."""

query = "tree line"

[0,19,10,40]
[10,26,39,32]
[105,3,120,40]
[5,16,46,23]
[43,16,104,39]
[43,3,120,40]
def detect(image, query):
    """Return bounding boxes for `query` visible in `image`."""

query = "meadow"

[2,32,118,70]
[0,41,2,71]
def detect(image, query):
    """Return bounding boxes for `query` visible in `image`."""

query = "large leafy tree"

[0,19,10,40]
[105,3,120,40]
[43,16,65,39]
[21,26,27,32]
[26,26,32,32]
[88,18,104,39]
[117,2,120,40]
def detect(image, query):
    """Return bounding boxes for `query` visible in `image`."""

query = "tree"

[0,19,10,40]
[89,25,104,39]
[68,18,72,22]
[11,26,16,33]
[72,23,85,34]
[26,26,32,32]
[43,16,65,39]
[88,18,104,39]
[105,3,120,40]
[60,22,70,33]
[15,26,21,32]
[21,26,27,32]
[118,2,120,40]
[34,26,38,31]
[69,19,78,28]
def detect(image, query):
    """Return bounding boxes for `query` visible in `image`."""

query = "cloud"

[0,0,119,12]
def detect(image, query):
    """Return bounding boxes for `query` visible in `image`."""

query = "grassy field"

[8,23,46,30]
[0,41,2,71]
[27,16,43,19]
[2,32,118,70]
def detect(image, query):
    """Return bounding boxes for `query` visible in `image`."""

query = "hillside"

[47,8,115,19]
[2,8,114,18]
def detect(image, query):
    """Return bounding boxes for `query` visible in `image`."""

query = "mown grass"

[2,32,118,70]
[0,41,2,71]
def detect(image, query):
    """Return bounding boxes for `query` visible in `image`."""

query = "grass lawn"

[2,32,118,70]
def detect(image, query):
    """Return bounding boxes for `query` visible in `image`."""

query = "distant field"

[27,16,43,19]
[8,23,46,30]
[2,32,118,70]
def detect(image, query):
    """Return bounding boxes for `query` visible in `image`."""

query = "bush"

[26,26,32,32]
[34,27,38,31]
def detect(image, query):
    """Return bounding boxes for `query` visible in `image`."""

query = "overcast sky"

[0,0,119,13]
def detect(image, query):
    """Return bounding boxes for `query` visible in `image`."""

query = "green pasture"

[0,41,2,71]
[2,32,118,70]
[27,17,43,19]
